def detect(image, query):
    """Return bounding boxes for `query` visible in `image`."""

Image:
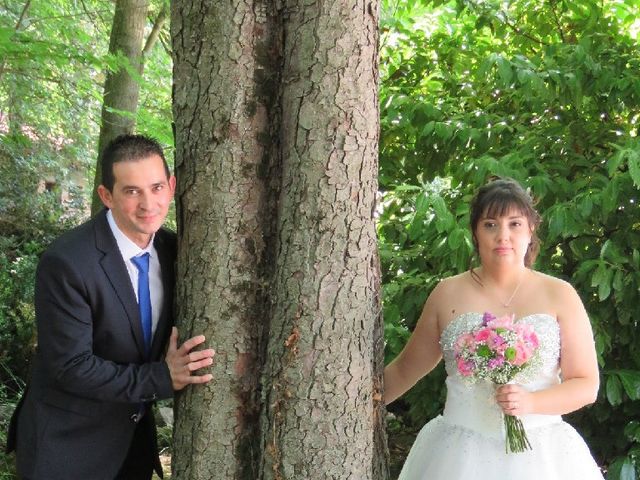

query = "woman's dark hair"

[470,177,542,267]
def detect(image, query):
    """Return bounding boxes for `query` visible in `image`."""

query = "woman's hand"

[496,384,532,416]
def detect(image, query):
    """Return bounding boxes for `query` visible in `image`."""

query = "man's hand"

[165,327,215,391]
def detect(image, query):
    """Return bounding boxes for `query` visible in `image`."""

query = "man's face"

[97,154,176,248]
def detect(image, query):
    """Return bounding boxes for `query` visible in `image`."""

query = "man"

[7,134,215,479]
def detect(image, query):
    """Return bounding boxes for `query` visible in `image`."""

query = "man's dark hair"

[100,134,170,192]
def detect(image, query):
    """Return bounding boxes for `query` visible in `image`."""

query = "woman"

[384,178,603,479]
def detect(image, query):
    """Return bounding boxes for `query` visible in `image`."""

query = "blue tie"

[131,253,152,357]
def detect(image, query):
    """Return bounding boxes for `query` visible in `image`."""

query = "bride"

[384,178,604,479]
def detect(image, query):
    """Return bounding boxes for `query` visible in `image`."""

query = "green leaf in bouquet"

[477,345,492,358]
[504,347,516,362]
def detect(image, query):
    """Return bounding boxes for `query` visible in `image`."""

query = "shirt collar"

[106,210,156,260]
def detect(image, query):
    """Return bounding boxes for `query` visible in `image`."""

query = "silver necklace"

[485,271,526,308]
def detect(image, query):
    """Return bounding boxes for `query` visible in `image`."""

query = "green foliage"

[0,135,81,387]
[0,367,20,479]
[0,133,81,479]
[0,0,174,169]
[380,0,640,477]
[0,3,174,476]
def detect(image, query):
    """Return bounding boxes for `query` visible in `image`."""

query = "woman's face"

[473,206,533,268]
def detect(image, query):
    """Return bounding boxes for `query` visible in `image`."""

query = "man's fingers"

[174,372,213,390]
[168,327,179,352]
[187,348,215,362]
[167,329,216,390]
[178,334,207,354]
[187,373,213,384]
[187,357,214,372]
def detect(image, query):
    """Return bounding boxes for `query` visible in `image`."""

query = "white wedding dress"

[398,312,604,480]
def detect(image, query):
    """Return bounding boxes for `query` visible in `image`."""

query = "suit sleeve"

[35,250,174,403]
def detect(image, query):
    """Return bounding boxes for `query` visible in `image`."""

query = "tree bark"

[260,2,384,478]
[171,1,386,478]
[171,1,279,477]
[90,0,148,213]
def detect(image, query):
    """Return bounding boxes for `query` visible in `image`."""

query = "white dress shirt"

[106,210,163,337]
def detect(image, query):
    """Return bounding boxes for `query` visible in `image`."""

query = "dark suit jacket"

[7,209,176,480]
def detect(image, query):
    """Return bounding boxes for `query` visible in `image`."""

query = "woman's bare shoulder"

[433,271,472,291]
[427,271,474,306]
[531,270,575,294]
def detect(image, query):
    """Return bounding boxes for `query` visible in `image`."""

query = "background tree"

[90,0,168,213]
[171,0,386,478]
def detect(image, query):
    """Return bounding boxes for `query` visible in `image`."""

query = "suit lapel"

[94,210,147,358]
[150,230,176,359]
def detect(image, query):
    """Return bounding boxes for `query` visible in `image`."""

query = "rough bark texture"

[172,1,386,478]
[171,1,279,478]
[260,2,384,478]
[90,0,148,213]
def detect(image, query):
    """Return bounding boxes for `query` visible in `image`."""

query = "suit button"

[141,393,158,402]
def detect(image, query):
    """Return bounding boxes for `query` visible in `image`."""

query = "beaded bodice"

[439,312,562,438]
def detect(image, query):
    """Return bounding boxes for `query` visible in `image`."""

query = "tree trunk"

[90,0,148,213]
[171,1,386,478]
[259,2,384,478]
[171,1,279,477]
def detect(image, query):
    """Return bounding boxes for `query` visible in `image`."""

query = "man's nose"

[138,191,151,210]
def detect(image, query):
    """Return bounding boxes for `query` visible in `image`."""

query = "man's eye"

[125,189,139,195]
[153,185,164,192]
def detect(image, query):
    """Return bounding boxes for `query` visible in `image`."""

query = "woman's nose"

[496,224,509,241]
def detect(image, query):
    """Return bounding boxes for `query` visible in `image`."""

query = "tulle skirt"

[398,415,604,480]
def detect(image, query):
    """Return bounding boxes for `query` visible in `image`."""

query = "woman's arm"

[384,282,445,405]
[497,279,599,416]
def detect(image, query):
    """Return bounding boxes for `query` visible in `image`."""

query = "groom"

[6,134,215,480]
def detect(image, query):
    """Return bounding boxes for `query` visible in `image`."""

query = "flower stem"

[504,414,532,454]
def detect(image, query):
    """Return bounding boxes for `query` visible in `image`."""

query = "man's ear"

[97,185,113,209]
[169,175,177,196]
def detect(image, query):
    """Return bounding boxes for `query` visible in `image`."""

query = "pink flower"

[488,332,506,350]
[474,328,492,342]
[455,333,476,352]
[457,358,475,376]
[525,332,539,350]
[512,344,533,366]
[486,313,515,329]
[488,356,505,369]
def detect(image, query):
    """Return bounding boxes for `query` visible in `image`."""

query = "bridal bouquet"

[454,311,540,453]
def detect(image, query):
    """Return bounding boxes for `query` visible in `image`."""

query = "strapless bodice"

[438,312,562,438]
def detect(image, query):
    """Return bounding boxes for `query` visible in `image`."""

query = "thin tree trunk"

[90,0,148,213]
